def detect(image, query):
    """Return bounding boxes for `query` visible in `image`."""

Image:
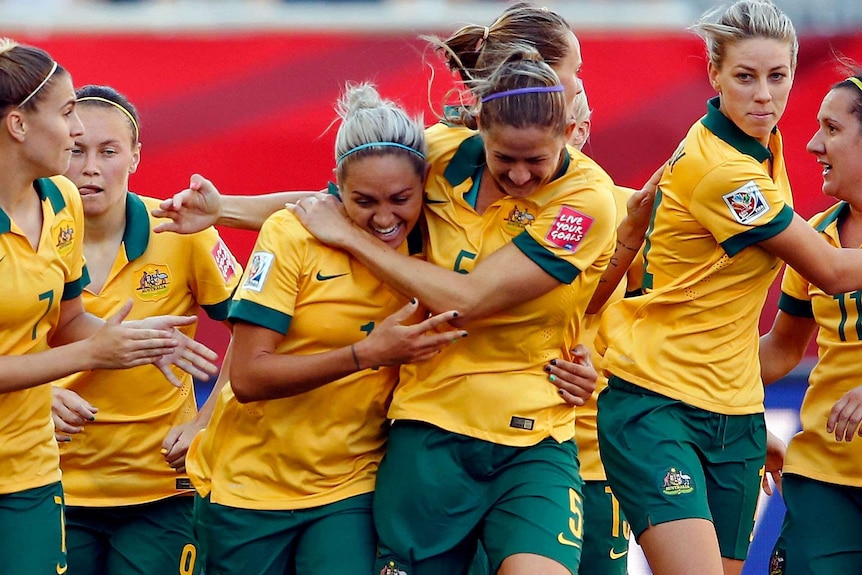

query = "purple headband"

[480,85,565,103]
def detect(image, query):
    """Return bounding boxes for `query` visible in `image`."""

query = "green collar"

[443,131,572,192]
[122,192,151,262]
[814,201,848,233]
[0,178,67,234]
[700,97,773,163]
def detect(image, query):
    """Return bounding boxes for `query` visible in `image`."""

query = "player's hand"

[626,165,662,234]
[52,386,98,442]
[545,344,597,406]
[286,193,356,248]
[152,174,223,234]
[763,429,785,496]
[827,385,862,442]
[126,313,219,386]
[352,299,467,368]
[87,300,180,370]
[161,420,204,474]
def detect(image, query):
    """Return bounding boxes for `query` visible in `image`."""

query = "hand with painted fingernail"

[545,343,597,407]
[51,386,98,442]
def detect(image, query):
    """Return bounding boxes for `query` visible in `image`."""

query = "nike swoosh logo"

[609,548,628,560]
[557,533,581,548]
[315,271,348,282]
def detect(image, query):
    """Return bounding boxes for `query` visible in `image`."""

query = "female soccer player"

[0,39,217,575]
[597,2,862,574]
[51,84,241,575]
[186,83,463,575]
[291,46,616,575]
[759,71,862,575]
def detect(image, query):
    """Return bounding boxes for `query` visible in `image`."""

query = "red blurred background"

[15,30,862,356]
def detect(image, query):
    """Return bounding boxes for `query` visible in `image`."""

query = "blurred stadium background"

[3,1,860,572]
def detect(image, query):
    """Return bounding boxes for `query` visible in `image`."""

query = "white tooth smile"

[374,224,399,235]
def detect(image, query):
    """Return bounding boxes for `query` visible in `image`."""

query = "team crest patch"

[546,206,593,252]
[380,561,407,575]
[722,180,770,224]
[243,251,274,292]
[52,217,75,258]
[504,205,535,233]
[211,238,236,284]
[135,264,171,302]
[661,467,694,496]
[768,548,785,575]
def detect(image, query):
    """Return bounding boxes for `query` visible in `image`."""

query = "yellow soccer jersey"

[390,123,617,447]
[599,98,794,415]
[779,202,862,487]
[577,186,641,481]
[0,176,86,495]
[186,209,407,510]
[56,193,241,507]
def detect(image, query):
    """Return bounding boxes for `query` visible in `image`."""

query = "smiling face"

[481,123,570,198]
[709,37,794,147]
[806,86,862,203]
[67,104,140,218]
[18,72,84,177]
[339,153,425,248]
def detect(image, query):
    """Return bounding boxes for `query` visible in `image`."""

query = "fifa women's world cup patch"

[211,238,236,283]
[52,216,76,258]
[545,205,593,252]
[722,180,770,225]
[242,251,274,292]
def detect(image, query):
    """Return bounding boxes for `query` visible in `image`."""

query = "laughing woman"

[185,83,463,575]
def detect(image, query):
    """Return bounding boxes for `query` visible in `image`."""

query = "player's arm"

[0,298,179,394]
[586,167,660,314]
[288,195,610,326]
[162,327,233,473]
[761,214,862,295]
[152,174,318,234]
[759,309,815,386]
[230,301,466,403]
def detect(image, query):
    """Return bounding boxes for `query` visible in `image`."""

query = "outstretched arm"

[152,174,318,234]
[762,214,862,295]
[0,299,179,395]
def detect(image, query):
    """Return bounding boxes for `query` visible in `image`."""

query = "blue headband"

[480,85,565,103]
[336,142,426,164]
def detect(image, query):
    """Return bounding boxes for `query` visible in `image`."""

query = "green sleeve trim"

[512,231,580,284]
[778,292,813,318]
[229,299,292,335]
[62,275,86,301]
[202,297,234,322]
[721,204,793,257]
